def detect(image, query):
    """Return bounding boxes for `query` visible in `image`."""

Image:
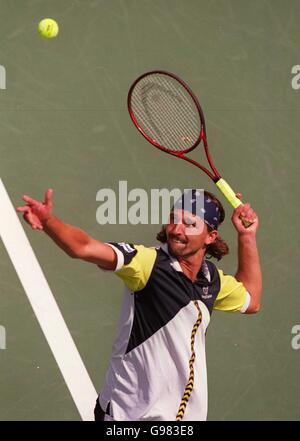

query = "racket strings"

[145,75,200,138]
[136,90,197,150]
[176,300,202,421]
[133,79,199,150]
[130,73,201,152]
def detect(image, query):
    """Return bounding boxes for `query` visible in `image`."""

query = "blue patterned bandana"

[173,189,221,230]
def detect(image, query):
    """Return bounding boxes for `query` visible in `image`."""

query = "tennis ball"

[38,18,59,39]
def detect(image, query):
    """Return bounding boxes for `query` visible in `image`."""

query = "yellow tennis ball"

[38,18,59,39]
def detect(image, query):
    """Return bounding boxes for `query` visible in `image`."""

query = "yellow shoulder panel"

[214,269,247,313]
[115,245,157,292]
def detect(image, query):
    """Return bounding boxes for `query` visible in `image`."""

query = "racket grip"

[215,178,253,228]
[216,178,242,209]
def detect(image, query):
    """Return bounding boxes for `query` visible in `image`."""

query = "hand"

[231,193,259,235]
[17,189,53,230]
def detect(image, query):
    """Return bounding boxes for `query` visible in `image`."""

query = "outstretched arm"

[17,189,117,270]
[231,200,262,314]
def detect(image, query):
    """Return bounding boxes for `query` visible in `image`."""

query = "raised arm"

[17,189,117,270]
[231,200,262,314]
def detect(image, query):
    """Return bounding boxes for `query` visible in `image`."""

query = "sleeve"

[213,269,251,313]
[105,242,157,292]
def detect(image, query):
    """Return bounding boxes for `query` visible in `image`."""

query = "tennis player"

[17,188,262,421]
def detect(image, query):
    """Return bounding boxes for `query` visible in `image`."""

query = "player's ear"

[205,229,218,245]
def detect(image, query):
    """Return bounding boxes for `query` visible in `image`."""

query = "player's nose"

[172,222,186,235]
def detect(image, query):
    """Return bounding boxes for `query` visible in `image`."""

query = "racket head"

[128,70,207,155]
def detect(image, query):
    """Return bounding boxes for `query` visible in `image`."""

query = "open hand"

[17,189,53,230]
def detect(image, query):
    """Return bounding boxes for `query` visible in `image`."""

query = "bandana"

[172,189,221,230]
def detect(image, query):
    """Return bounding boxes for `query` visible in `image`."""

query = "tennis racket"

[127,70,252,228]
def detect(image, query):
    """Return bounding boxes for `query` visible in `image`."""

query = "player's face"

[166,209,212,258]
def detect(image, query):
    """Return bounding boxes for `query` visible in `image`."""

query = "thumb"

[44,188,53,208]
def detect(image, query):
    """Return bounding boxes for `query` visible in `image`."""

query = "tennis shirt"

[98,242,251,421]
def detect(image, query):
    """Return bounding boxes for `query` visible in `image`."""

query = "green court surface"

[0,0,300,420]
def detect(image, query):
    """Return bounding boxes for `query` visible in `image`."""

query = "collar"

[160,243,211,282]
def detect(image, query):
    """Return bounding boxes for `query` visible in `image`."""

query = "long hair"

[156,191,229,261]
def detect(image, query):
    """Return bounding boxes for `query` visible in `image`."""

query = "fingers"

[234,202,251,217]
[25,211,43,230]
[241,204,257,223]
[232,202,258,228]
[19,190,53,228]
[236,193,243,201]
[16,205,43,230]
[44,188,53,207]
[22,195,39,206]
[16,206,30,213]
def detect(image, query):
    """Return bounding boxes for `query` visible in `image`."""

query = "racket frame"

[127,70,220,182]
[128,70,253,226]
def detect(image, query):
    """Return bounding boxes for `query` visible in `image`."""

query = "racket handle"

[216,178,241,208]
[215,178,253,228]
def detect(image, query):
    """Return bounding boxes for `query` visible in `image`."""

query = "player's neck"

[177,250,205,283]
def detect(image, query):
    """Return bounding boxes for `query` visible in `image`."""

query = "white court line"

[0,178,97,420]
